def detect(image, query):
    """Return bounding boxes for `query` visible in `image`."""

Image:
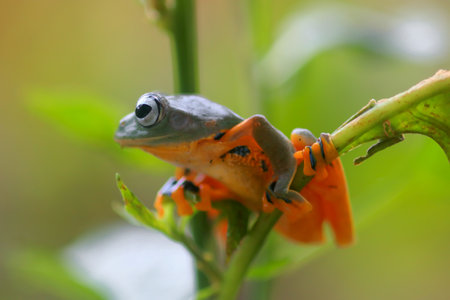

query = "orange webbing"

[275,131,354,246]
[154,172,237,218]
[171,187,194,216]
[293,133,338,177]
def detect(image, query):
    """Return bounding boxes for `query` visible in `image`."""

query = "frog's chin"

[114,135,170,148]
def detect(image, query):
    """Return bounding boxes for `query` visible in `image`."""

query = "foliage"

[332,70,450,162]
[8,250,105,300]
[11,1,449,300]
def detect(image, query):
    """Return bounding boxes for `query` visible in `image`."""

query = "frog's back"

[167,95,243,131]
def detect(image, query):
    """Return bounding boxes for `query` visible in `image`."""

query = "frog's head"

[114,92,178,147]
[115,92,240,148]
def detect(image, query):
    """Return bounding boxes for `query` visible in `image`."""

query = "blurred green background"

[1,0,449,299]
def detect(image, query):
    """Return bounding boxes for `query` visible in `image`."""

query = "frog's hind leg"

[277,129,354,246]
[224,115,310,209]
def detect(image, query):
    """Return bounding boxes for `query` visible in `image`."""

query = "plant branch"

[217,71,450,299]
[170,0,198,93]
[177,234,223,285]
[218,167,313,300]
[218,210,282,300]
[161,0,211,292]
[331,70,450,154]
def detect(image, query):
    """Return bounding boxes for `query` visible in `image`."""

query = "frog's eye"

[135,94,162,127]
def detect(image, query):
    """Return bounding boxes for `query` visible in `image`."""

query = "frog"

[115,92,354,246]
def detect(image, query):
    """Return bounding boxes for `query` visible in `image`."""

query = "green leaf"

[115,173,168,234]
[332,70,450,162]
[7,249,106,300]
[25,89,119,144]
[25,88,167,170]
[353,135,404,165]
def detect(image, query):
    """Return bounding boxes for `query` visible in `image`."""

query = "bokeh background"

[1,0,449,299]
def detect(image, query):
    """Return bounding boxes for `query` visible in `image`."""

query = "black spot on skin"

[283,198,292,204]
[265,191,273,204]
[228,145,250,157]
[307,146,316,170]
[184,168,191,176]
[318,139,326,159]
[269,181,276,191]
[183,181,199,193]
[209,160,213,164]
[214,131,226,140]
[260,160,268,172]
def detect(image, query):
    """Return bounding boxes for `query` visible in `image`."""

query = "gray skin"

[115,92,307,204]
[115,92,243,145]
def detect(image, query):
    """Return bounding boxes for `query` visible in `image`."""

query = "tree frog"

[115,92,354,246]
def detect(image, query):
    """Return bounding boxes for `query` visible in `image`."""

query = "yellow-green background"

[1,0,449,299]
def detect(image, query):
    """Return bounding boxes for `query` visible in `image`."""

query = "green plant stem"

[218,165,312,300]
[168,0,213,292]
[170,0,198,93]
[331,70,450,153]
[218,210,282,300]
[190,212,213,290]
[178,234,223,285]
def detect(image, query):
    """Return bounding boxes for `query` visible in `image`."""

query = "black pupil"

[135,104,152,118]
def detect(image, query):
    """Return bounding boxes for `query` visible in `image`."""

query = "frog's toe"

[268,189,312,221]
[283,190,305,204]
[271,189,306,205]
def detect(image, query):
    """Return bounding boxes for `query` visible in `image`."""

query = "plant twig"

[331,70,450,153]
[178,234,223,285]
[218,210,282,300]
[170,0,198,93]
[166,0,214,292]
[218,70,450,299]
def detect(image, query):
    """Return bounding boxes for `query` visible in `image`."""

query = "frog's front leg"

[224,115,310,208]
[154,169,221,217]
[154,176,193,217]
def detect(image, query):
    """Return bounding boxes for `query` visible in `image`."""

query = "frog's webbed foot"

[265,184,304,204]
[155,176,194,217]
[284,128,354,246]
[154,168,218,217]
[290,130,339,179]
[264,182,313,218]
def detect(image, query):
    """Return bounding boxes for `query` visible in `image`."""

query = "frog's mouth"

[114,112,171,147]
[114,136,171,148]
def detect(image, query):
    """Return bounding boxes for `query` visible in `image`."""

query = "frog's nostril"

[119,116,129,127]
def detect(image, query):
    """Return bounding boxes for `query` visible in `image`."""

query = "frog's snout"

[119,118,127,127]
[114,113,136,142]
